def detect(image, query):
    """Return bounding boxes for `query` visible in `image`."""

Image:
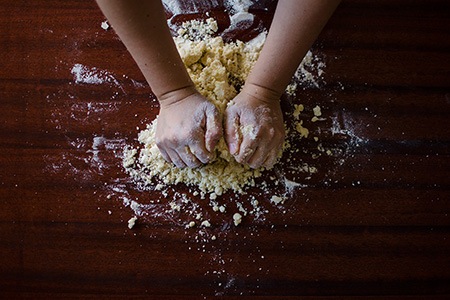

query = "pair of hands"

[155,85,285,169]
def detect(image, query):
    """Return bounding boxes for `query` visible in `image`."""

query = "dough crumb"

[313,105,322,117]
[293,104,304,119]
[270,195,286,205]
[101,20,110,30]
[128,216,138,229]
[233,213,242,226]
[295,121,309,138]
[201,220,212,227]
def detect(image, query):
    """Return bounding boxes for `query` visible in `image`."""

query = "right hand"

[156,90,222,168]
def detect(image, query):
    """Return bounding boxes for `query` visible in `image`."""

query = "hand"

[156,91,222,168]
[224,84,285,169]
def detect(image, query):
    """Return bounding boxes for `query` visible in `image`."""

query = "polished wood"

[1,0,449,298]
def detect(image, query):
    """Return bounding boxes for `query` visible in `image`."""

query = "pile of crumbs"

[122,18,331,230]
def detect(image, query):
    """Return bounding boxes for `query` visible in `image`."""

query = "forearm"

[95,0,194,101]
[245,0,341,96]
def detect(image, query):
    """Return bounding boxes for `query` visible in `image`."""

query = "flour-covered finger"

[262,148,279,169]
[158,147,172,164]
[247,145,269,169]
[225,110,241,156]
[205,105,223,152]
[167,149,186,168]
[189,140,210,164]
[236,135,258,164]
[179,146,202,168]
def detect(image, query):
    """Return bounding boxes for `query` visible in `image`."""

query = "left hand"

[224,84,285,169]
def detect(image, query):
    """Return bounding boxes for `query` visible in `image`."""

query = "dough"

[124,19,266,197]
[123,18,326,199]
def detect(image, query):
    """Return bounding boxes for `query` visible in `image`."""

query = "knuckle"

[266,128,275,139]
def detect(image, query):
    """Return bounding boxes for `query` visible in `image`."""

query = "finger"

[247,145,269,169]
[236,135,258,165]
[158,147,173,164]
[205,106,223,152]
[224,109,241,155]
[179,146,202,168]
[262,148,279,169]
[189,140,211,164]
[167,149,186,168]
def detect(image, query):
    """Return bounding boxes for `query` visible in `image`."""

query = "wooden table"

[1,0,449,298]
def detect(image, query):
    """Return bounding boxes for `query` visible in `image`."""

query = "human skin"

[226,0,341,168]
[95,0,340,169]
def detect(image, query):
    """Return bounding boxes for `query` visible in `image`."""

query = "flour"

[241,124,257,140]
[162,0,221,16]
[285,51,326,95]
[70,63,122,91]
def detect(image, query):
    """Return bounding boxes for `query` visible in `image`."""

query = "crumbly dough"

[123,18,326,202]
[124,19,266,196]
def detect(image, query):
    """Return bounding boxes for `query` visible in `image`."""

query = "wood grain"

[1,0,449,298]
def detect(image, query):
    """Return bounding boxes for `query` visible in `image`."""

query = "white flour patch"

[224,0,253,12]
[285,51,327,95]
[44,135,127,180]
[70,63,125,93]
[283,177,308,194]
[163,0,220,16]
[224,0,255,32]
[331,111,368,149]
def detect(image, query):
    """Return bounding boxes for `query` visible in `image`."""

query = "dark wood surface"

[1,0,450,298]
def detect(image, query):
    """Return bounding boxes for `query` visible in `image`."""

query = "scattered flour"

[163,0,221,16]
[71,63,120,87]
[285,51,326,95]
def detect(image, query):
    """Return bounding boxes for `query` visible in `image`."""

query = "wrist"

[157,85,198,108]
[241,82,282,104]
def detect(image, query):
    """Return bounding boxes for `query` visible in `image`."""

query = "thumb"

[205,106,223,152]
